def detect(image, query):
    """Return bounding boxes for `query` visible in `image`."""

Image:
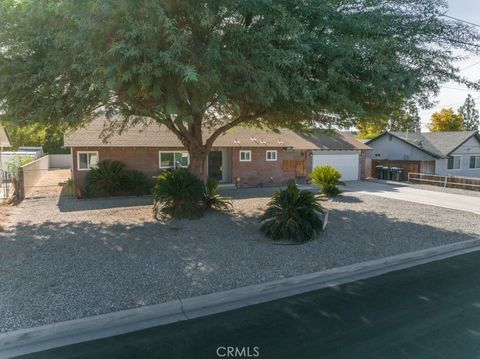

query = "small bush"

[310,165,346,197]
[153,168,205,219]
[123,170,151,196]
[203,178,232,212]
[260,184,324,243]
[85,160,126,196]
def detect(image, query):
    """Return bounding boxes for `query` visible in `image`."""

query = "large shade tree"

[0,0,479,179]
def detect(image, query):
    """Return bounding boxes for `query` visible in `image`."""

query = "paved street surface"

[20,250,480,359]
[345,180,480,214]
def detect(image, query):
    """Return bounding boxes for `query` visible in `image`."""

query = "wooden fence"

[371,160,435,181]
[408,172,480,192]
[282,160,307,177]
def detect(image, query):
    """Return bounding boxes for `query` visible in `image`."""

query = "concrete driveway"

[345,181,480,215]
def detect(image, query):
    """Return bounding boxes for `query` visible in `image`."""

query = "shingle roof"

[367,131,480,158]
[64,117,319,150]
[299,129,371,151]
[388,131,446,158]
[421,131,478,155]
[0,127,11,148]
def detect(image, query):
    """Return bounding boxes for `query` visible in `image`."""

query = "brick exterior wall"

[72,147,185,191]
[71,146,313,192]
[231,147,312,187]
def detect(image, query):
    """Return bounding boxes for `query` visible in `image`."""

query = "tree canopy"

[0,0,479,178]
[458,94,479,131]
[428,108,464,132]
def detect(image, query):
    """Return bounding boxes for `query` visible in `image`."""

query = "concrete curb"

[2,239,480,358]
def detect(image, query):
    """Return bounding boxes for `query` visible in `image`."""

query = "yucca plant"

[310,165,346,197]
[123,170,151,196]
[203,178,232,212]
[153,168,205,219]
[260,184,324,243]
[84,160,126,196]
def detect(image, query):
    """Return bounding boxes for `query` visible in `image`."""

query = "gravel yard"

[1,188,479,333]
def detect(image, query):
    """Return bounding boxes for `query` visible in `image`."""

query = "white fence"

[408,172,480,191]
[48,154,71,169]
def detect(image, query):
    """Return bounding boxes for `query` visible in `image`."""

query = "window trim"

[239,150,252,162]
[447,155,462,171]
[266,150,277,161]
[159,151,190,169]
[77,151,99,171]
[469,154,480,169]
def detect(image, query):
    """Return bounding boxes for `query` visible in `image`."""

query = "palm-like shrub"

[153,168,205,219]
[203,178,232,212]
[310,165,346,197]
[85,160,126,196]
[260,184,324,243]
[123,170,151,196]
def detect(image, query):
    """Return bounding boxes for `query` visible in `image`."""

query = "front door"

[208,151,223,181]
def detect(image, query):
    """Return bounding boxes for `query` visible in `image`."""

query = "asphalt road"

[20,250,480,359]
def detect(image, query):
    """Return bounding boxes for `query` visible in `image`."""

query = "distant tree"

[389,101,421,133]
[458,94,479,131]
[357,101,421,139]
[0,122,69,153]
[0,0,478,180]
[428,108,464,132]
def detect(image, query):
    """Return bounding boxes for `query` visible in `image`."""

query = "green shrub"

[85,160,126,196]
[123,170,150,196]
[310,165,346,197]
[260,184,324,243]
[153,168,205,219]
[5,154,35,197]
[203,178,232,212]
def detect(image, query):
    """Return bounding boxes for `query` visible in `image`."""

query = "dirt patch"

[0,203,12,231]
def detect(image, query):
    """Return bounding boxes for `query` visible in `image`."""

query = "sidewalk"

[344,180,480,215]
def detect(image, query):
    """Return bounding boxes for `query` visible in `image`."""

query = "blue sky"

[419,0,480,130]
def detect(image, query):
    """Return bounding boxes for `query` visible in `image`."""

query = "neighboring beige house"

[0,127,12,172]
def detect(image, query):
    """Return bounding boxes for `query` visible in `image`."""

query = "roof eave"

[446,132,480,156]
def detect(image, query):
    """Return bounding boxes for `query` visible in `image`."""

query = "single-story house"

[0,127,12,172]
[64,118,320,190]
[300,129,372,181]
[366,131,480,178]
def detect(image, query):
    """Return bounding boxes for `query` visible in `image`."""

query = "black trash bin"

[375,165,384,179]
[390,167,399,181]
[397,168,404,181]
[382,167,391,180]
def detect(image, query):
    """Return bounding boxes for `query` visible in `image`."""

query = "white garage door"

[312,152,360,181]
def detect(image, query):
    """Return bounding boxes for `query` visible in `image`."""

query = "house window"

[266,150,277,161]
[159,151,189,169]
[77,151,98,171]
[447,155,461,170]
[239,150,251,162]
[470,155,480,169]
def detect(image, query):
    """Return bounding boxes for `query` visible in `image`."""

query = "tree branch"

[205,111,265,151]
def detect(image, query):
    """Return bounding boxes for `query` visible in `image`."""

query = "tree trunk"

[188,144,209,182]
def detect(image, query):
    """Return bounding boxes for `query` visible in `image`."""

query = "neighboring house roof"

[0,127,11,148]
[64,117,319,150]
[366,131,480,159]
[299,129,371,151]
[421,131,479,155]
